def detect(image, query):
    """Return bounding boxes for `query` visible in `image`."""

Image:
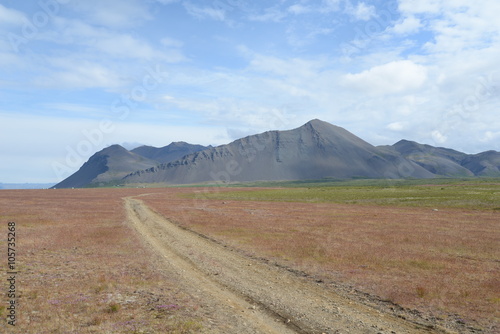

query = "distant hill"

[131,142,210,164]
[385,140,474,177]
[52,145,159,188]
[461,151,500,176]
[388,140,500,177]
[122,119,435,184]
[52,142,210,188]
[53,119,500,188]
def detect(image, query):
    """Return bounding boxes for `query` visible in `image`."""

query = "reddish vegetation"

[0,188,202,333]
[140,187,500,331]
[0,187,498,332]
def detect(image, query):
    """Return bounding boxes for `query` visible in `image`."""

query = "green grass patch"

[195,178,500,209]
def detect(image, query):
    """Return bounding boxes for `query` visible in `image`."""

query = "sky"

[0,0,499,183]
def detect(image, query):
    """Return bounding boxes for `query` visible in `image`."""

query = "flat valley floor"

[0,185,498,333]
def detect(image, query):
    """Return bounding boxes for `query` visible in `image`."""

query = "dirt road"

[124,197,443,334]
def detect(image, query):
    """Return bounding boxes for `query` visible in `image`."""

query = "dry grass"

[1,186,498,332]
[0,188,203,333]
[140,187,500,331]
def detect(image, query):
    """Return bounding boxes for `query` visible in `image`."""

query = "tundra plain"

[0,179,498,333]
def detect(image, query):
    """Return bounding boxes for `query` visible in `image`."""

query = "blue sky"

[1,0,499,183]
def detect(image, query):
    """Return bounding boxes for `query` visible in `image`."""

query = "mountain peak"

[101,144,128,154]
[131,142,210,164]
[302,119,351,134]
[54,120,500,188]
[304,119,336,130]
[306,118,326,125]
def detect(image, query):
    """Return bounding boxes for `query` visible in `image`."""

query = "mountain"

[131,142,210,164]
[387,140,474,177]
[54,120,500,188]
[390,140,500,177]
[52,142,211,188]
[461,151,500,176]
[52,145,160,188]
[122,119,435,185]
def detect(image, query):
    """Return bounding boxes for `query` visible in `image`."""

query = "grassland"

[0,189,203,333]
[203,178,500,210]
[1,179,498,332]
[139,179,499,331]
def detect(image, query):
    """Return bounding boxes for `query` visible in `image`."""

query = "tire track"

[125,197,296,334]
[125,197,444,334]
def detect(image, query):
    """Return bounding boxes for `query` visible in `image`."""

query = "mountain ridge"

[122,119,434,185]
[53,119,500,188]
[52,142,209,188]
[131,142,211,164]
[389,139,500,177]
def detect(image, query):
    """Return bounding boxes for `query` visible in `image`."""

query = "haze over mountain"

[53,119,500,188]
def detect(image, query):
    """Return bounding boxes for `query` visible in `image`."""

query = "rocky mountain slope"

[52,142,208,188]
[131,142,210,164]
[122,119,435,185]
[53,119,500,188]
[386,140,500,177]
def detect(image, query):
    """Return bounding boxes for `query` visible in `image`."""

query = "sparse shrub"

[87,315,104,326]
[416,286,426,298]
[106,303,121,313]
[94,284,108,293]
[169,319,203,333]
[27,290,39,299]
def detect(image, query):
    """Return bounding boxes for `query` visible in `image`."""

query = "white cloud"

[387,121,408,131]
[0,4,27,26]
[155,0,179,4]
[183,2,226,21]
[396,0,500,53]
[0,112,231,182]
[248,54,327,79]
[431,130,447,144]
[285,23,335,48]
[163,95,293,132]
[397,0,441,15]
[2,0,500,184]
[321,0,341,13]
[90,34,185,62]
[0,51,20,67]
[343,60,428,95]
[161,37,183,48]
[480,130,500,143]
[41,103,110,118]
[36,58,125,90]
[248,6,287,22]
[392,16,422,34]
[47,17,184,62]
[288,4,312,15]
[348,2,376,21]
[92,34,158,59]
[68,0,152,28]
[68,19,186,63]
